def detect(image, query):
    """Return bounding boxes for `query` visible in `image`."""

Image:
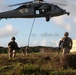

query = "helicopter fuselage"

[0,2,70,21]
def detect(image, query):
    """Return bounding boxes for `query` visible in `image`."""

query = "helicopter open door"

[34,7,44,15]
[34,5,52,21]
[39,5,52,21]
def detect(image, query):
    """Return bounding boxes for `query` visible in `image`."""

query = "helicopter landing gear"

[67,12,70,15]
[46,16,50,22]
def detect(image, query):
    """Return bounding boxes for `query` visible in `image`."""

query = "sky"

[0,0,76,47]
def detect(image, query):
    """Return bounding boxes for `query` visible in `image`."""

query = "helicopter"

[0,0,70,22]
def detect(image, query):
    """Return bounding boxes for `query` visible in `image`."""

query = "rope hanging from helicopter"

[28,18,35,47]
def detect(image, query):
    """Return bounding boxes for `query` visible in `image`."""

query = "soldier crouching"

[21,46,31,56]
[8,37,19,59]
[21,47,27,56]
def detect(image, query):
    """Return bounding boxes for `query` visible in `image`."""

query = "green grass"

[0,52,76,75]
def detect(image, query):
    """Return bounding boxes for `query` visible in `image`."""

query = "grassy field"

[0,52,76,75]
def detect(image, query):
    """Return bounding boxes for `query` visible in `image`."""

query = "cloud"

[29,40,48,46]
[28,39,58,47]
[64,24,71,32]
[0,5,11,12]
[73,17,76,23]
[18,42,27,47]
[0,0,4,4]
[0,0,12,12]
[41,39,47,46]
[52,16,65,25]
[40,39,59,47]
[52,15,72,32]
[0,24,18,38]
[50,40,58,47]
[41,32,59,37]
[33,40,38,46]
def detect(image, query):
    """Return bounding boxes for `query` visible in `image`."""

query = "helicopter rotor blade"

[44,0,67,6]
[8,0,67,7]
[53,3,67,6]
[47,2,67,6]
[8,1,33,7]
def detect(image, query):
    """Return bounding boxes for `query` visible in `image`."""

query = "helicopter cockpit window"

[19,7,28,13]
[16,5,27,10]
[46,6,51,11]
[54,5,60,10]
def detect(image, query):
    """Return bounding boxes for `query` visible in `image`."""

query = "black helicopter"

[0,0,70,21]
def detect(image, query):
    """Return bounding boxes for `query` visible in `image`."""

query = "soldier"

[21,47,27,56]
[20,46,31,56]
[59,32,73,55]
[8,37,18,59]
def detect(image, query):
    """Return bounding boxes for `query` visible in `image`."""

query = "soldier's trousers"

[8,48,16,59]
[62,47,70,55]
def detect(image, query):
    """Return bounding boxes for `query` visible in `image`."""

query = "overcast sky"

[0,0,76,47]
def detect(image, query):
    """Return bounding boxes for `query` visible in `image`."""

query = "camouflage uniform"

[59,32,73,55]
[20,46,31,56]
[21,47,27,56]
[8,37,18,59]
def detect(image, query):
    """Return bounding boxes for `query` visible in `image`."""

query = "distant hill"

[0,46,58,53]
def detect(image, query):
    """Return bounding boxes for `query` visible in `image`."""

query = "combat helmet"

[11,37,15,40]
[64,32,69,36]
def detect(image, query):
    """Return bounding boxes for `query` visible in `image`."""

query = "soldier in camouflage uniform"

[59,32,73,55]
[8,37,18,59]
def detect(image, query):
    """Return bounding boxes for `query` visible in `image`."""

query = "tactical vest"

[62,37,71,48]
[8,41,18,50]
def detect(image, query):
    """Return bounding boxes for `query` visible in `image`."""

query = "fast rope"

[28,18,35,47]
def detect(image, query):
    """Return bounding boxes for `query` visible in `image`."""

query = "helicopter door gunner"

[8,37,18,59]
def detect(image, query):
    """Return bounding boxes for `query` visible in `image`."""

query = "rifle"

[58,40,63,54]
[58,47,61,54]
